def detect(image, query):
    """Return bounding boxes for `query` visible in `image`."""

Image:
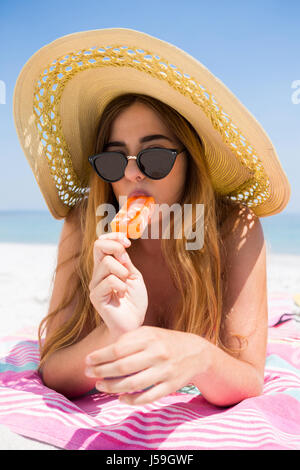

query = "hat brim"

[13,28,291,219]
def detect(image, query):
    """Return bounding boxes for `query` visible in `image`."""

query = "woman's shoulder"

[219,201,262,242]
[218,201,265,275]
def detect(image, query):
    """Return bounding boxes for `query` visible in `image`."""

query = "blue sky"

[0,0,299,213]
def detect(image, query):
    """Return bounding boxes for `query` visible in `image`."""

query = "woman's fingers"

[89,233,132,292]
[85,349,159,394]
[88,231,148,329]
[86,349,151,379]
[93,237,129,265]
[93,274,128,301]
[92,235,140,283]
[98,232,131,247]
[89,255,129,291]
[95,368,157,395]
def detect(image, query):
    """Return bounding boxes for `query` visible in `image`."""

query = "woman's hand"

[89,232,148,336]
[84,326,209,405]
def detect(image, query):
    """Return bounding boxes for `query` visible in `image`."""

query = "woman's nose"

[124,158,145,182]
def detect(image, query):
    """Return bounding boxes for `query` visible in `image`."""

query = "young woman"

[13,28,290,407]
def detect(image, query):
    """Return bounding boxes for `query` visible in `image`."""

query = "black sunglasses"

[88,147,186,183]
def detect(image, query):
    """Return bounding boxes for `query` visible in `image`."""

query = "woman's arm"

[82,326,264,407]
[190,205,268,406]
[189,335,264,407]
[41,324,121,398]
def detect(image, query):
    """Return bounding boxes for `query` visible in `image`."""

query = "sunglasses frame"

[88,146,186,182]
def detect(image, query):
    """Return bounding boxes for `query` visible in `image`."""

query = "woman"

[13,28,290,407]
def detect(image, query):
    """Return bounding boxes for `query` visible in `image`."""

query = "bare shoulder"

[218,203,264,281]
[220,203,264,252]
[219,202,266,295]
[218,203,268,377]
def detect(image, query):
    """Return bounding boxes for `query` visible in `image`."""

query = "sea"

[0,210,299,255]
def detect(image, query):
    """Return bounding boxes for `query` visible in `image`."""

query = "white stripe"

[73,427,297,449]
[0,405,101,429]
[1,407,298,449]
[2,399,298,446]
[1,402,299,448]
[0,394,98,427]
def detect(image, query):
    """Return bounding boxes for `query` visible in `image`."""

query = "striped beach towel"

[0,293,300,450]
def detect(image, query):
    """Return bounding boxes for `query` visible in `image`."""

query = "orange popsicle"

[110,196,155,239]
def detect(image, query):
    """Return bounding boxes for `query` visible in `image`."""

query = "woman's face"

[106,102,188,207]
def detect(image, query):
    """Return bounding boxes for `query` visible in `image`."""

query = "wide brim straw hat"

[13,27,290,219]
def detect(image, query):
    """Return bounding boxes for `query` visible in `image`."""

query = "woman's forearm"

[40,323,121,399]
[190,336,264,407]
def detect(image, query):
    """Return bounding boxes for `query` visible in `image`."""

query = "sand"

[0,242,299,448]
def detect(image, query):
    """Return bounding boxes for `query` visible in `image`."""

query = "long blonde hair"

[38,93,245,369]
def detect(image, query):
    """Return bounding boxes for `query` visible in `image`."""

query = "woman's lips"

[128,190,152,198]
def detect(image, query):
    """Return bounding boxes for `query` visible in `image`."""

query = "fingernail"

[123,237,131,246]
[128,272,137,279]
[96,381,105,391]
[85,367,94,377]
[85,356,93,365]
[121,252,129,263]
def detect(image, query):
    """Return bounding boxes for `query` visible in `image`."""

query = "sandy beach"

[0,242,299,449]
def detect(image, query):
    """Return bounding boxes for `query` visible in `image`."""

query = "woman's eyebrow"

[104,134,173,148]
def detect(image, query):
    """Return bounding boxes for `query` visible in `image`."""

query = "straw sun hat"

[13,27,290,220]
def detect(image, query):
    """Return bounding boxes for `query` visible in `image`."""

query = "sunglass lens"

[139,149,175,179]
[94,152,127,182]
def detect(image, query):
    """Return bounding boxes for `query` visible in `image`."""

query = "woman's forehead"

[109,105,179,143]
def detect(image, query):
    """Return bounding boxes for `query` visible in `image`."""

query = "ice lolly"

[110,195,155,239]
